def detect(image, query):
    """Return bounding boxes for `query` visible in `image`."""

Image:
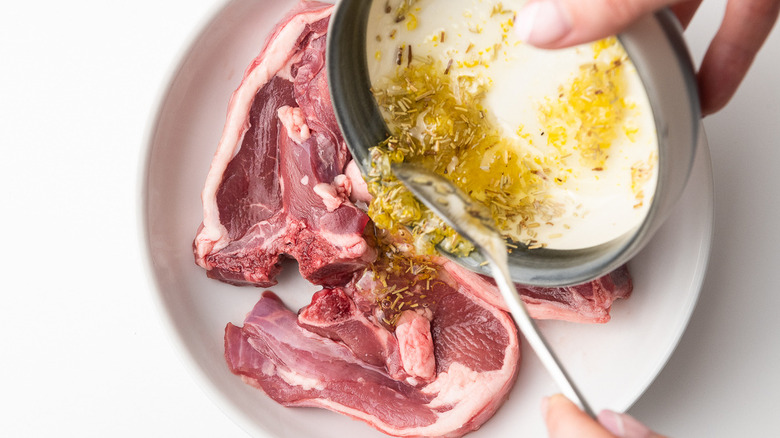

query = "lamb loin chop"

[193,1,374,288]
[226,264,520,438]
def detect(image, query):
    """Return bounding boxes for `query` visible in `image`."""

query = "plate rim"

[138,1,715,435]
[620,128,715,413]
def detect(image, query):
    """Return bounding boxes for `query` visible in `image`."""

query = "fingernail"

[597,410,653,438]
[514,0,572,45]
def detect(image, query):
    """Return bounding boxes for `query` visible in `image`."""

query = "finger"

[670,0,703,29]
[543,394,614,438]
[515,0,681,48]
[598,410,669,438]
[697,0,780,115]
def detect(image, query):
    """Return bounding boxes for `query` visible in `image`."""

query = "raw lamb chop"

[193,1,374,287]
[226,265,520,438]
[441,261,633,324]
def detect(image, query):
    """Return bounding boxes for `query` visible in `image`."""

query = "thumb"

[515,0,678,48]
[543,394,614,438]
[597,410,669,438]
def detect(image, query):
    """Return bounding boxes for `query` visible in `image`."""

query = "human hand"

[543,394,667,438]
[514,0,780,116]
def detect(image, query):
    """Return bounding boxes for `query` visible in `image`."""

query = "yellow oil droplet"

[406,13,418,31]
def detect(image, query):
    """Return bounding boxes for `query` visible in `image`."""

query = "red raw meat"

[226,265,520,438]
[298,287,409,380]
[193,1,374,287]
[441,260,633,324]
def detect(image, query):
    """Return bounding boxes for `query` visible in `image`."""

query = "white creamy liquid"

[366,0,659,249]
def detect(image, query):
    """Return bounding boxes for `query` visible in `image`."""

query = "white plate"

[142,0,714,436]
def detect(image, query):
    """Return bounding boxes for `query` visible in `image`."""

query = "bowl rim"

[326,1,701,286]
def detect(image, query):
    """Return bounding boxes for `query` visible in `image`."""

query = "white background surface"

[0,1,777,437]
